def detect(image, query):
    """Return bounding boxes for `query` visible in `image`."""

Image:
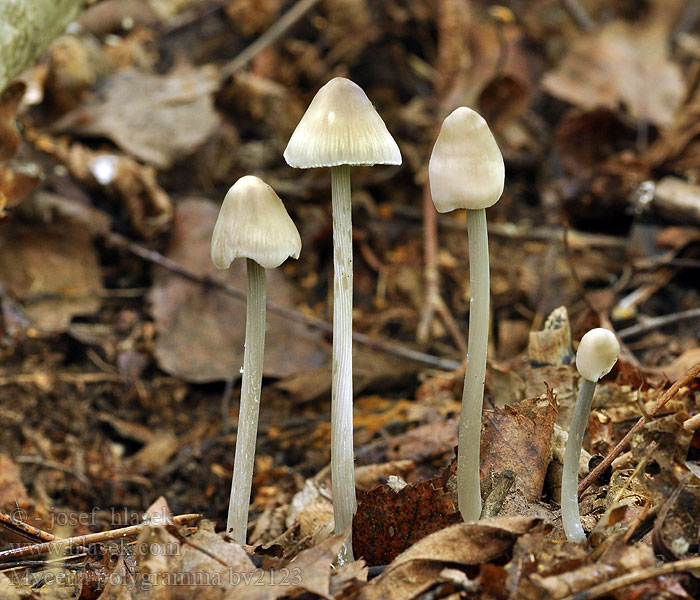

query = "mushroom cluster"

[212,77,547,555]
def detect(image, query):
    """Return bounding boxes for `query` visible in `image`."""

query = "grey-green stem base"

[227,258,266,544]
[561,377,597,543]
[330,164,356,563]
[458,207,489,522]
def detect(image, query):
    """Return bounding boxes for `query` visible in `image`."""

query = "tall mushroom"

[211,175,301,544]
[428,107,505,522]
[562,328,620,543]
[284,77,401,552]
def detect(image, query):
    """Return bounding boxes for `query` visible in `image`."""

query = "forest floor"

[1,0,700,598]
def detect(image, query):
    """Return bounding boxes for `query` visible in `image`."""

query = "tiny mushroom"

[211,175,301,544]
[428,107,504,522]
[284,77,401,559]
[562,328,620,543]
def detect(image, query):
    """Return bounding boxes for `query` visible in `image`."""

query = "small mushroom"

[561,328,620,543]
[428,107,504,522]
[284,77,401,559]
[211,175,301,544]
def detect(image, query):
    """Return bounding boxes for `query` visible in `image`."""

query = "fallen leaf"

[0,454,29,512]
[235,534,345,600]
[360,517,541,600]
[0,218,102,333]
[54,67,220,168]
[542,18,683,127]
[480,391,558,501]
[0,82,25,161]
[352,478,461,566]
[149,198,328,382]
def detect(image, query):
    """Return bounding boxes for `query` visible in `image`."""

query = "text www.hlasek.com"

[12,568,304,590]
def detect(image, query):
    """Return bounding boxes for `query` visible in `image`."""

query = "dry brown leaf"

[235,534,345,600]
[361,517,541,600]
[174,525,256,599]
[149,198,328,382]
[54,67,220,168]
[0,454,29,512]
[352,478,461,566]
[481,392,558,502]
[356,418,459,466]
[542,19,683,127]
[0,218,102,333]
[0,82,24,161]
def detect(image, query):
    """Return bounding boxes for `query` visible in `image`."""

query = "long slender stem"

[458,208,489,521]
[562,377,597,543]
[330,164,356,559]
[227,258,266,543]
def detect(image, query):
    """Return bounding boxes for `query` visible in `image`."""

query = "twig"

[416,139,467,354]
[617,307,700,339]
[220,0,322,78]
[0,514,200,562]
[578,361,700,496]
[563,555,700,600]
[14,456,91,487]
[0,372,124,387]
[559,0,596,32]
[106,232,460,371]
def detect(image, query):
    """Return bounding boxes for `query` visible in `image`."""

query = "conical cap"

[284,77,401,168]
[211,176,301,269]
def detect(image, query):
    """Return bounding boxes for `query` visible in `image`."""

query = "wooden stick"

[0,514,200,562]
[578,362,700,496]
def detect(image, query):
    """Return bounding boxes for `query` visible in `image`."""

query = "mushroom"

[562,328,620,543]
[211,175,301,544]
[284,77,401,553]
[428,107,504,522]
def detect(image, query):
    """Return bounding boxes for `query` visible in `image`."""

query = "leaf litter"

[0,0,700,598]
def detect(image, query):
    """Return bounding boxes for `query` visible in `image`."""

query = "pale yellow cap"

[284,77,401,168]
[576,328,620,381]
[428,107,504,212]
[211,176,301,270]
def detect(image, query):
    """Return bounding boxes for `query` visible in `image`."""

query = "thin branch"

[617,307,700,339]
[106,232,460,371]
[220,0,322,78]
[578,361,700,496]
[563,555,700,600]
[559,0,596,32]
[0,514,200,562]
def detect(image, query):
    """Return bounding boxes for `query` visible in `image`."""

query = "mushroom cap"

[284,77,402,169]
[428,106,505,212]
[211,176,301,270]
[575,328,620,381]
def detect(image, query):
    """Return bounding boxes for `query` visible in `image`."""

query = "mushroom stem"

[330,164,356,558]
[227,258,266,543]
[458,207,489,522]
[561,377,597,543]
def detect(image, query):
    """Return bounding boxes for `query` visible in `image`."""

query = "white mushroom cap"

[284,77,402,168]
[428,106,505,212]
[211,176,301,270]
[576,328,620,382]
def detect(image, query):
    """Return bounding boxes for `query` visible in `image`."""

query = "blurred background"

[1,0,699,536]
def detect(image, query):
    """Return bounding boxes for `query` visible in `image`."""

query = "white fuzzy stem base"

[562,377,597,543]
[227,258,266,544]
[330,164,356,562]
[458,208,489,522]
